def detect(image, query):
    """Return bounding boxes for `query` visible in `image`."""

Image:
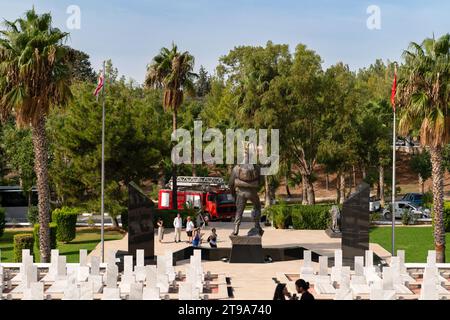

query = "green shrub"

[13,233,34,262]
[370,212,382,223]
[27,206,39,225]
[291,205,331,230]
[264,202,292,229]
[0,207,5,237]
[52,207,80,243]
[33,223,57,252]
[444,202,450,232]
[401,210,416,225]
[423,191,433,209]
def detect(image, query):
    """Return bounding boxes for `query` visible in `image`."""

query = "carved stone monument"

[341,183,370,267]
[325,205,342,238]
[128,182,155,261]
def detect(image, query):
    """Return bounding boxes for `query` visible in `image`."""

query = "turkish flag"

[94,72,104,97]
[391,66,397,111]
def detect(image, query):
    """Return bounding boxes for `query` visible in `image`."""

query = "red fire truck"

[157,176,236,221]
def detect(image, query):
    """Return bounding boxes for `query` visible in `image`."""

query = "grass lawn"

[370,226,450,262]
[0,228,124,263]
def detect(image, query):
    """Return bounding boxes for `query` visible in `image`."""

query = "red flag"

[94,72,104,97]
[391,66,397,111]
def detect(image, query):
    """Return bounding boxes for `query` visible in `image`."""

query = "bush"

[13,233,34,262]
[291,205,331,230]
[444,202,450,232]
[52,207,80,243]
[423,191,433,209]
[27,206,39,225]
[401,210,416,225]
[264,202,292,229]
[370,212,382,223]
[33,223,57,252]
[0,207,5,237]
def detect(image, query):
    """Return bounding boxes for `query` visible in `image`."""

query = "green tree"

[145,44,197,209]
[0,9,72,262]
[195,65,211,97]
[48,80,168,226]
[397,34,450,263]
[66,47,96,83]
[410,150,432,194]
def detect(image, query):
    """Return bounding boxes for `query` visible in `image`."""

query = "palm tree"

[397,34,450,263]
[145,44,196,209]
[0,9,72,262]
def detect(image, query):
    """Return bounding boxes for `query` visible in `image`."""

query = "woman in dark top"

[273,283,292,300]
[295,279,315,300]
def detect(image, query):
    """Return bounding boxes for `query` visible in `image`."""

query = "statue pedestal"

[325,228,342,238]
[229,235,264,263]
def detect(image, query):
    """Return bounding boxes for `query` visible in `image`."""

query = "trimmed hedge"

[13,233,34,262]
[291,205,332,230]
[52,207,80,243]
[265,204,332,230]
[33,223,58,251]
[27,206,39,225]
[444,202,450,232]
[0,207,5,237]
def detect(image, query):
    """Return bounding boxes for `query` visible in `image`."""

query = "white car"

[369,197,381,212]
[382,201,431,220]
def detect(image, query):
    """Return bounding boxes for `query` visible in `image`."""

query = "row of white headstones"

[299,249,449,300]
[0,249,205,300]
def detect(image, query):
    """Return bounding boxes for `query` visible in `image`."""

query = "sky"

[1,0,450,84]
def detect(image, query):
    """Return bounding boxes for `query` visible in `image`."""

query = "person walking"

[295,279,315,300]
[157,218,164,243]
[186,216,195,244]
[173,213,182,243]
[207,228,218,248]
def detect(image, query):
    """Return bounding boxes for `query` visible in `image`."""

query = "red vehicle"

[157,176,236,221]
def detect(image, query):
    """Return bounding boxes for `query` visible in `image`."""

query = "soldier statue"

[228,143,264,237]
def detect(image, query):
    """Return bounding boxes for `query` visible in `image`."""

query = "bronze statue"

[228,143,264,237]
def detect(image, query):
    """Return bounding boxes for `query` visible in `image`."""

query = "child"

[207,228,218,248]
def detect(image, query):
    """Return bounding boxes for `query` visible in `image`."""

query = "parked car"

[382,201,431,220]
[401,193,424,207]
[369,196,381,212]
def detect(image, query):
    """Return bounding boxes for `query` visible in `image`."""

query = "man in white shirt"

[185,216,195,244]
[173,213,182,243]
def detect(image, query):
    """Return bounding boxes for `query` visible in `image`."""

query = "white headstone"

[143,287,160,300]
[136,250,145,268]
[90,256,100,275]
[157,273,169,293]
[124,255,133,276]
[79,282,94,300]
[397,250,407,274]
[129,282,143,300]
[63,283,80,300]
[354,256,364,276]
[87,275,103,293]
[365,250,373,268]
[382,267,394,290]
[179,282,193,300]
[77,266,90,282]
[427,250,436,266]
[145,265,157,288]
[57,256,67,278]
[334,249,342,268]
[23,282,44,300]
[106,266,118,288]
[420,282,439,300]
[319,256,328,276]
[102,287,121,300]
[135,266,147,282]
[79,249,88,266]
[157,256,167,275]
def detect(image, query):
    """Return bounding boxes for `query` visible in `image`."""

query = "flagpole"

[101,61,106,263]
[391,64,397,256]
[392,109,396,255]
